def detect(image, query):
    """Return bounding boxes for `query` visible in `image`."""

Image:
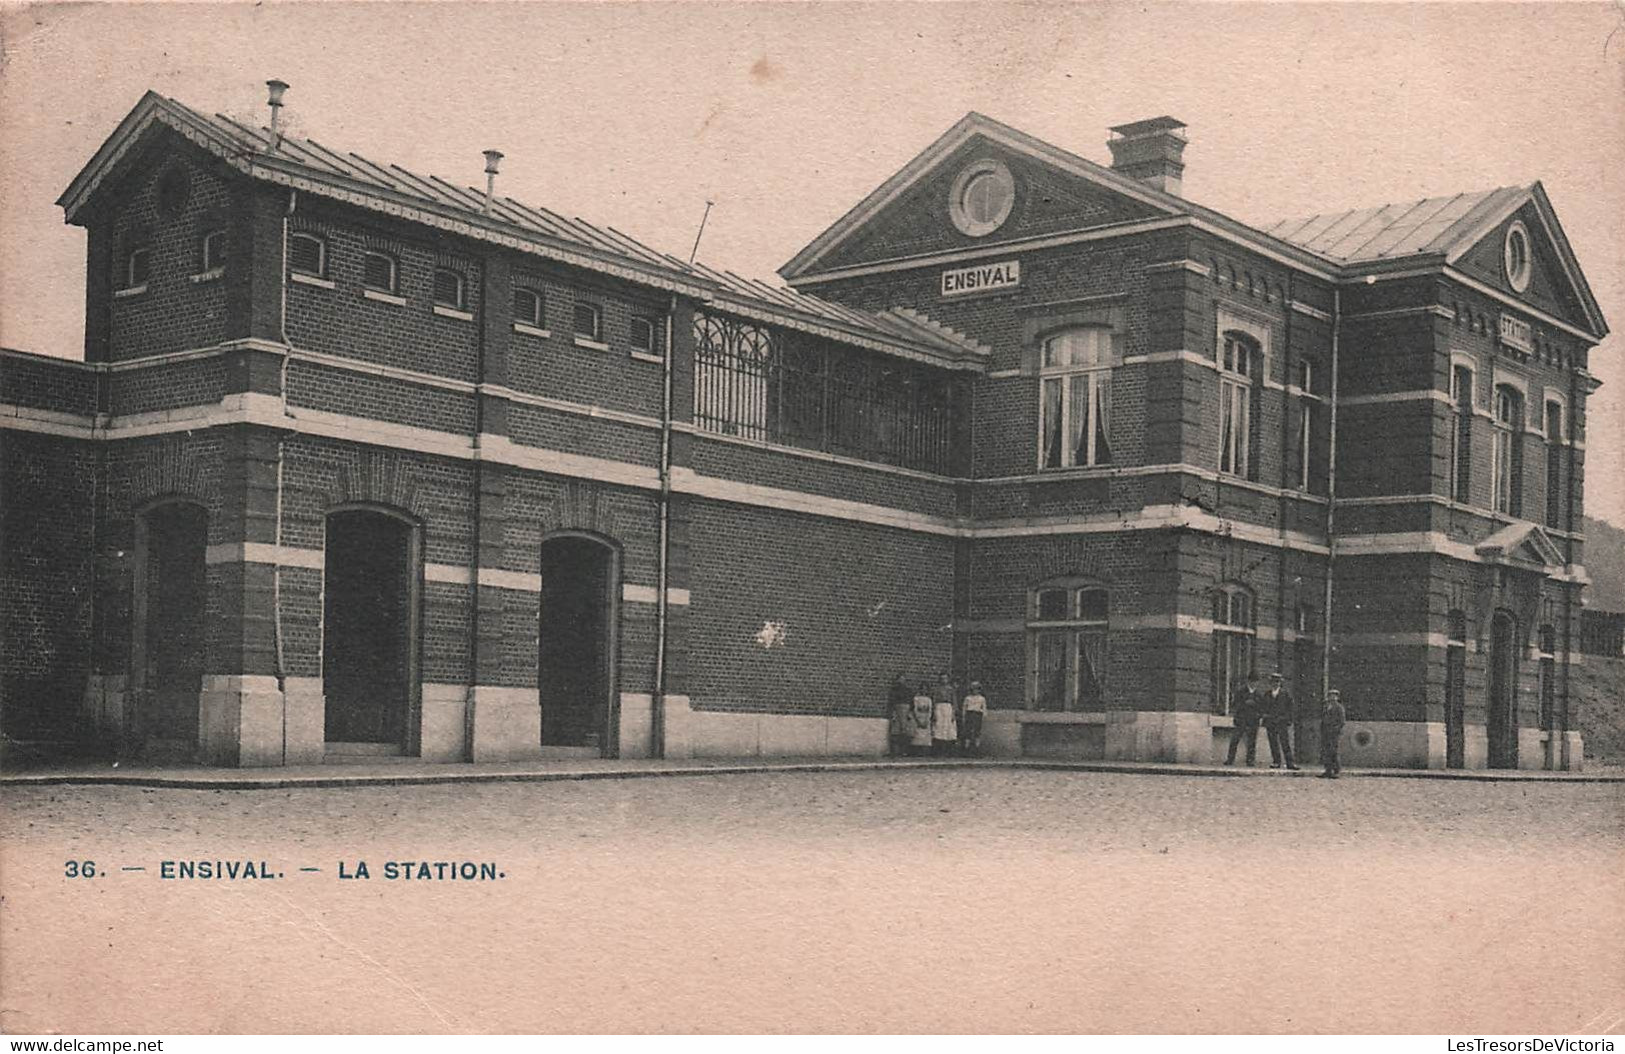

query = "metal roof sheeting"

[1256,186,1529,263]
[94,94,984,367]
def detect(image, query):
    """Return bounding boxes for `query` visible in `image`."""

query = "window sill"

[189,268,225,284]
[513,322,551,339]
[363,288,407,306]
[291,272,335,289]
[1034,463,1114,476]
[573,336,610,352]
[113,284,148,299]
[433,304,474,321]
[629,350,665,365]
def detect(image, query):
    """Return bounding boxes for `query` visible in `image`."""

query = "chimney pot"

[1107,116,1187,197]
[482,150,504,214]
[265,80,289,150]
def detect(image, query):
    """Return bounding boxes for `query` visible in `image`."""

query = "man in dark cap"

[1224,669,1263,766]
[1262,670,1299,770]
[1319,688,1346,778]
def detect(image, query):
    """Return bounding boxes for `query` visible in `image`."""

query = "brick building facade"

[0,93,1607,768]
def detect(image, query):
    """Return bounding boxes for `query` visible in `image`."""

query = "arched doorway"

[1487,609,1519,769]
[133,501,208,756]
[538,533,619,755]
[323,507,420,754]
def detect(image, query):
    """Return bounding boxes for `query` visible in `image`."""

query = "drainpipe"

[653,295,677,756]
[1560,360,1581,766]
[1319,288,1341,703]
[1279,272,1295,679]
[273,189,297,761]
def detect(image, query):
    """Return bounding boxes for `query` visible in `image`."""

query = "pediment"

[1448,189,1607,338]
[1476,522,1564,570]
[781,113,1181,281]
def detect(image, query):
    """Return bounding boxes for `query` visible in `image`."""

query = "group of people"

[888,673,986,757]
[1225,669,1347,778]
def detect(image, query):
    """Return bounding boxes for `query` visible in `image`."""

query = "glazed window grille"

[1038,327,1113,470]
[1493,385,1524,516]
[1029,585,1109,712]
[691,309,953,473]
[1210,585,1255,715]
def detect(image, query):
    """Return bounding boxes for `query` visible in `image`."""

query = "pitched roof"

[57,91,986,370]
[1254,186,1530,263]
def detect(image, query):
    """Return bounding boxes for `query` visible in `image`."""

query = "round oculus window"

[1503,220,1532,293]
[949,159,1015,237]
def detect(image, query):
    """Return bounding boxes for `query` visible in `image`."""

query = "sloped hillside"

[1575,656,1625,767]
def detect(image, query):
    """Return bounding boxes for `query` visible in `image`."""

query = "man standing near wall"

[960,680,987,756]
[1263,671,1299,770]
[1224,670,1263,766]
[1319,689,1346,779]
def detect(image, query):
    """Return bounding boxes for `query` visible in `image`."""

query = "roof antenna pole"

[265,79,288,152]
[482,150,504,215]
[688,199,714,264]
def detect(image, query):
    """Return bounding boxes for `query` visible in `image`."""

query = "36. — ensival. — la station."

[0,85,1607,770]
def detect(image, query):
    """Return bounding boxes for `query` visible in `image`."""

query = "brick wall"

[684,499,954,717]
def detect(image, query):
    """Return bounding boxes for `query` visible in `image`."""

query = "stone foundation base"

[198,675,286,767]
[662,697,887,759]
[469,686,542,762]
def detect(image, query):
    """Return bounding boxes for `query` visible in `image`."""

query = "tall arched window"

[1493,384,1524,515]
[1210,584,1255,715]
[1028,582,1109,711]
[1038,328,1114,470]
[1219,332,1259,479]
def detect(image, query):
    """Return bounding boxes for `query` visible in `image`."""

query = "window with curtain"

[1038,328,1113,470]
[1219,333,1258,479]
[1028,583,1109,711]
[1210,585,1255,715]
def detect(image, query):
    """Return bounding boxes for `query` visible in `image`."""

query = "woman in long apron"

[909,685,934,757]
[931,690,959,756]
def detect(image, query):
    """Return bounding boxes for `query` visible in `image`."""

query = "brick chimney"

[1107,117,1187,196]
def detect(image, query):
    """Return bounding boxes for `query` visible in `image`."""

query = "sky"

[2,1,1622,523]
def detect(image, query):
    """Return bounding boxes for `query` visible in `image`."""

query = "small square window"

[573,301,601,341]
[433,268,465,310]
[363,251,397,293]
[630,315,658,354]
[124,248,150,289]
[1077,588,1108,622]
[289,233,325,277]
[201,230,227,272]
[513,288,543,327]
[1295,360,1312,391]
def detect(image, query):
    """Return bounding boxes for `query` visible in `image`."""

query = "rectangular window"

[1038,328,1113,469]
[1298,400,1313,491]
[1451,365,1474,504]
[363,251,397,293]
[1546,401,1564,528]
[289,233,325,277]
[124,247,150,289]
[1035,631,1069,712]
[1219,378,1249,476]
[433,268,465,310]
[573,301,602,341]
[1029,585,1109,712]
[513,288,543,328]
[630,315,658,355]
[1493,386,1524,516]
[201,230,226,272]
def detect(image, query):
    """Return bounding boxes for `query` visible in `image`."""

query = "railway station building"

[0,90,1606,768]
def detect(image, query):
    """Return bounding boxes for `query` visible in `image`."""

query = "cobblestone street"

[3,768,1621,1034]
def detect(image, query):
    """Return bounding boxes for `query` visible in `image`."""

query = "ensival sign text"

[941,259,1021,298]
[1498,313,1534,354]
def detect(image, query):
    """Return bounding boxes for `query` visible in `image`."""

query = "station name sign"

[941,259,1021,298]
[1498,313,1533,354]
